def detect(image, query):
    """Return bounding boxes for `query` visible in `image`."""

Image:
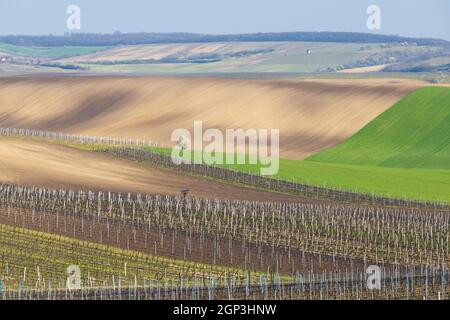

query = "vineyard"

[1,0,449,306]
[0,182,448,299]
[0,128,449,300]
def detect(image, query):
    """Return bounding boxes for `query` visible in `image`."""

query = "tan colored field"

[0,137,302,201]
[59,42,342,63]
[0,76,424,159]
[338,64,389,73]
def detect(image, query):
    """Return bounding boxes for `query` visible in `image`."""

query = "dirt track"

[0,137,302,201]
[0,76,423,159]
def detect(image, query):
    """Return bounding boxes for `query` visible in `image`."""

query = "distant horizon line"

[0,31,447,42]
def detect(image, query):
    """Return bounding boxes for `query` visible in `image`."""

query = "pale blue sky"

[0,0,449,40]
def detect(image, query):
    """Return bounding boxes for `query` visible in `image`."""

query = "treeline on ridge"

[1,32,448,47]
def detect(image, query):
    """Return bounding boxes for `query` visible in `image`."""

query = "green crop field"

[219,159,450,202]
[307,87,450,169]
[219,158,450,202]
[226,88,450,202]
[0,43,111,58]
[69,142,450,202]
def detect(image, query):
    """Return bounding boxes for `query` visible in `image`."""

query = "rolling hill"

[0,76,422,159]
[59,41,446,74]
[307,87,450,169]
[61,42,376,73]
[0,137,301,202]
[0,43,111,58]
[1,76,447,201]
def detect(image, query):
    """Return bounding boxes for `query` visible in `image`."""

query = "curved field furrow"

[0,76,423,159]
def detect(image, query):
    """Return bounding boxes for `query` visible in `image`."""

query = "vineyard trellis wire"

[0,264,449,300]
[0,182,449,276]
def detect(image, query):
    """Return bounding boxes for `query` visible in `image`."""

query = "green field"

[252,160,450,202]
[216,156,450,202]
[69,142,450,202]
[0,43,111,58]
[307,87,450,169]
[230,87,450,201]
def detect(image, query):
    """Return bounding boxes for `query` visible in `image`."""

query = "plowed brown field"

[0,137,302,201]
[0,76,424,159]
